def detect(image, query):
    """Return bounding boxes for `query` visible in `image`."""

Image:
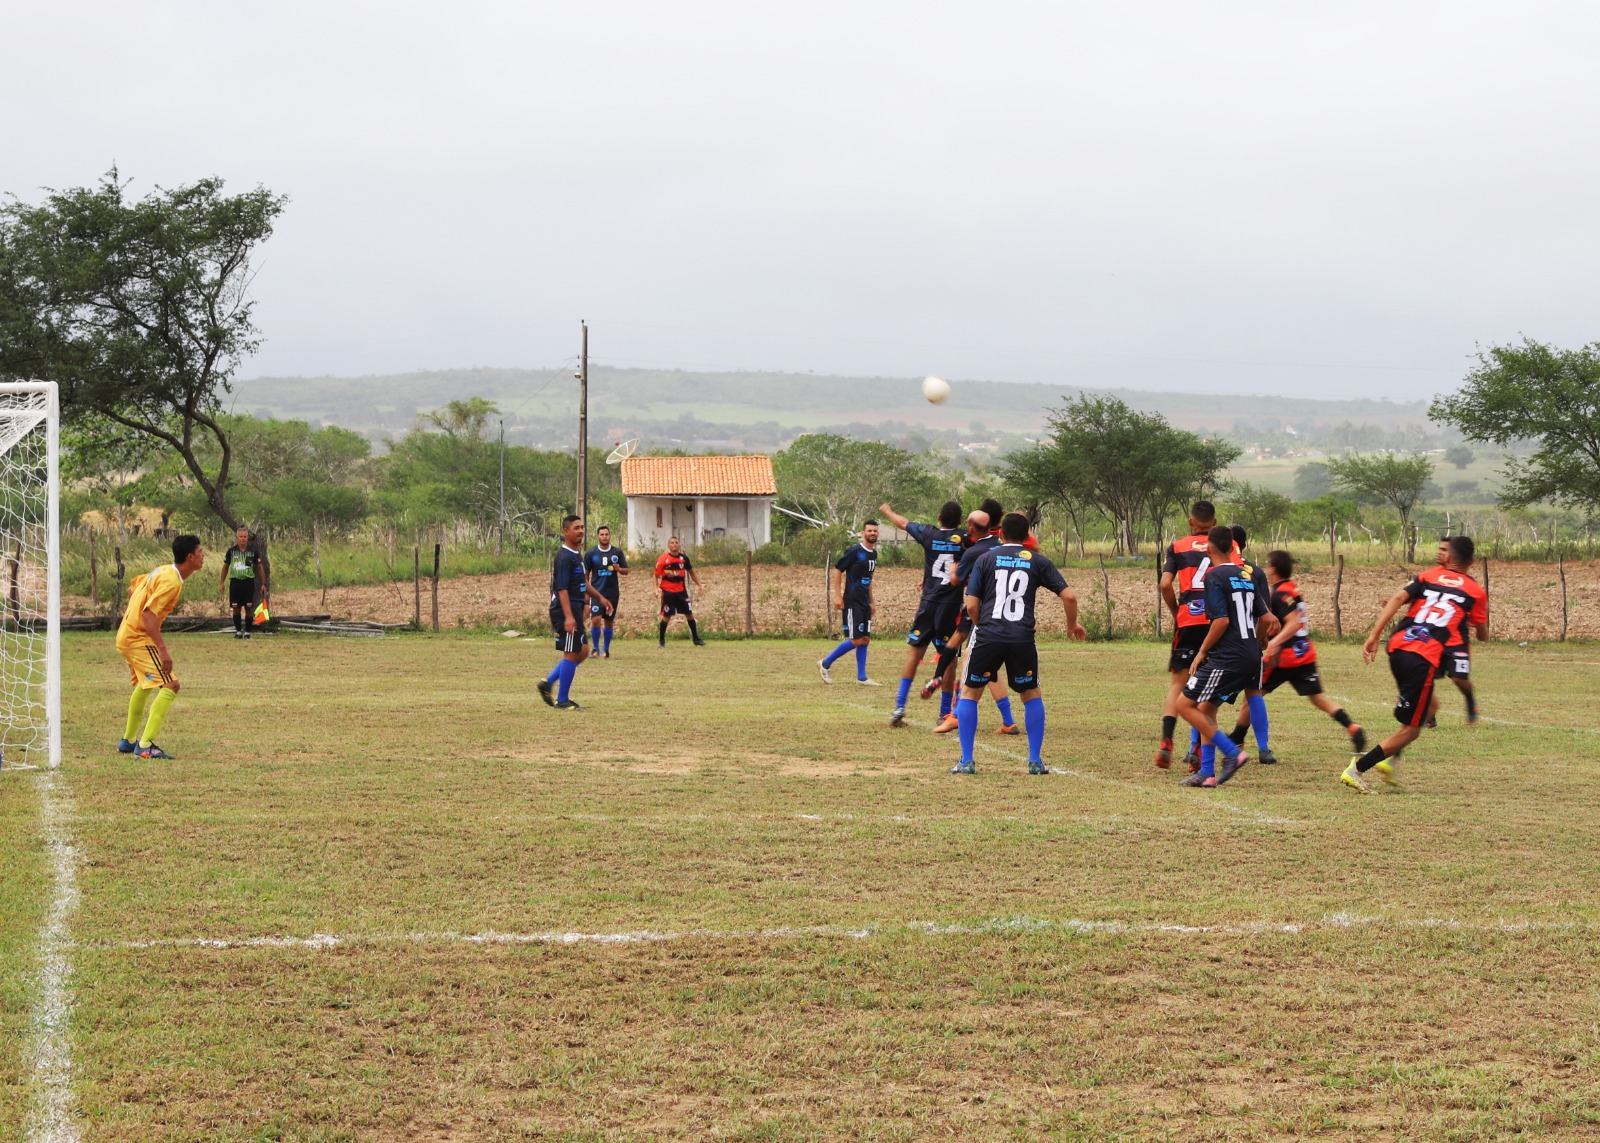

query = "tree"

[1444,445,1475,470]
[1292,461,1334,500]
[774,433,937,530]
[1225,481,1293,541]
[1430,339,1600,513]
[0,169,286,529]
[1326,452,1433,561]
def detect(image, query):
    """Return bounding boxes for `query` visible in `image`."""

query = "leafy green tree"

[1444,445,1475,469]
[1325,452,1433,560]
[1430,339,1600,512]
[773,433,937,530]
[1291,461,1334,500]
[1225,481,1293,541]
[0,169,287,529]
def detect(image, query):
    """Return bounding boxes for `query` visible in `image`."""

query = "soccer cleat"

[817,659,833,684]
[1027,761,1048,775]
[536,679,555,707]
[1466,709,1480,726]
[233,631,244,639]
[950,759,975,774]
[1348,724,1367,753]
[555,699,583,711]
[918,679,940,701]
[137,744,173,760]
[658,641,666,648]
[116,738,137,754]
[1154,741,1173,769]
[1182,744,1200,771]
[1218,753,1250,784]
[934,713,959,734]
[1200,775,1218,788]
[890,707,907,727]
[1373,759,1400,787]
[857,677,882,687]
[1178,770,1207,787]
[692,638,707,647]
[1257,747,1278,766]
[1425,715,1437,729]
[995,723,1020,736]
[1341,760,1375,794]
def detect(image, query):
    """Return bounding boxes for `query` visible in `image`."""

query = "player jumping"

[1174,526,1267,788]
[116,534,206,759]
[819,522,880,685]
[932,499,1029,735]
[878,500,967,724]
[950,513,1084,774]
[584,525,629,658]
[1342,534,1488,793]
[538,514,590,711]
[654,536,706,646]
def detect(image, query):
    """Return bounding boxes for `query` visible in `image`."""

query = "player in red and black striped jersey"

[1156,501,1243,768]
[1424,537,1487,726]
[1342,534,1489,793]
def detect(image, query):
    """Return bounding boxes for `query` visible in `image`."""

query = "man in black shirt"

[584,525,629,658]
[538,515,590,711]
[878,499,967,725]
[818,523,880,685]
[951,513,1084,774]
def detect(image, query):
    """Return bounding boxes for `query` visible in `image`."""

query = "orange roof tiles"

[620,455,777,498]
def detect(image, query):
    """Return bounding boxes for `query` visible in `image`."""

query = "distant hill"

[233,366,1436,450]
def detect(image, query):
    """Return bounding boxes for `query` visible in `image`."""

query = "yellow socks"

[139,688,177,748]
[124,688,154,742]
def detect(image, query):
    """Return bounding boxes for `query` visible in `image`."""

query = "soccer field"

[5,632,1600,1140]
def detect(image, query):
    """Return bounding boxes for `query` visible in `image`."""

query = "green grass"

[4,633,1600,1138]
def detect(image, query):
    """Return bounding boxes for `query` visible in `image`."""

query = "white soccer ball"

[922,375,951,404]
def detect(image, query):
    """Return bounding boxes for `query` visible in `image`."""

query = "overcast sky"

[6,1,1597,400]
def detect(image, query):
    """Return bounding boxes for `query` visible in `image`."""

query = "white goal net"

[0,382,60,770]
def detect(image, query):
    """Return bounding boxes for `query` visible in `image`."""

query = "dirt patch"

[67,558,1597,642]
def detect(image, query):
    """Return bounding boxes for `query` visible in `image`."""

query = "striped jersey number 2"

[1415,589,1459,628]
[992,568,1027,621]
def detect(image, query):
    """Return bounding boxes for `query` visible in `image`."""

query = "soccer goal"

[0,382,60,770]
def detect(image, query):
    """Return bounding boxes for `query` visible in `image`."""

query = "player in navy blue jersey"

[950,513,1084,774]
[1175,526,1270,787]
[878,499,967,725]
[818,523,881,686]
[583,526,629,658]
[1211,525,1281,764]
[538,515,590,711]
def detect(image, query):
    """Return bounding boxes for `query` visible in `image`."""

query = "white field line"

[1326,693,1600,735]
[837,699,1301,826]
[26,769,81,1143]
[83,912,1587,953]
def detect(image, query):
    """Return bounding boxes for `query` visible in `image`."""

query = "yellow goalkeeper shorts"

[117,633,175,691]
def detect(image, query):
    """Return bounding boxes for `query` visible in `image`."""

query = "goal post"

[0,381,60,770]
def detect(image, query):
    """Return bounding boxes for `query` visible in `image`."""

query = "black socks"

[1332,708,1353,728]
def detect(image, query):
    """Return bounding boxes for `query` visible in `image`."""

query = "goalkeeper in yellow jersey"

[116,534,205,760]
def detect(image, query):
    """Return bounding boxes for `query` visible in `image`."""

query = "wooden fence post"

[1558,547,1568,642]
[89,530,99,605]
[1098,552,1113,640]
[1153,567,1162,638]
[1333,554,1344,637]
[745,549,754,637]
[113,547,126,625]
[1328,512,1336,569]
[822,551,831,639]
[413,546,421,629]
[431,543,441,632]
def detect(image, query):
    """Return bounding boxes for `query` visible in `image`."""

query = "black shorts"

[1389,647,1439,728]
[1184,658,1259,707]
[589,591,619,622]
[552,624,587,653]
[1442,646,1471,680]
[843,602,872,639]
[660,593,693,619]
[1168,625,1208,673]
[906,596,962,649]
[228,579,256,607]
[1263,661,1323,697]
[964,637,1039,692]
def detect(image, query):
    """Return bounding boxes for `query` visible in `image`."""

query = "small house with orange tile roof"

[620,455,776,550]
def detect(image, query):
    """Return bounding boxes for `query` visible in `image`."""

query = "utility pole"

[576,320,588,529]
[497,418,506,555]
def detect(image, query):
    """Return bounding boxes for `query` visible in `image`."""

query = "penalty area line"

[26,768,82,1143]
[85,912,1587,954]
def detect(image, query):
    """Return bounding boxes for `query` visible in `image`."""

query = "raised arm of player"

[878,502,911,531]
[1362,587,1413,664]
[1058,586,1086,641]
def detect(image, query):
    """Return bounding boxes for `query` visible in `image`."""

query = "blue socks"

[1200,743,1216,778]
[545,663,561,684]
[822,639,853,668]
[1023,697,1045,762]
[1210,730,1241,760]
[1190,726,1200,752]
[1247,694,1270,750]
[855,644,868,681]
[896,677,912,707]
[603,626,614,655]
[939,690,953,718]
[556,658,578,703]
[956,697,978,763]
[995,696,1014,726]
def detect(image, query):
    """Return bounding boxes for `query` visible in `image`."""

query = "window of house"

[655,505,663,528]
